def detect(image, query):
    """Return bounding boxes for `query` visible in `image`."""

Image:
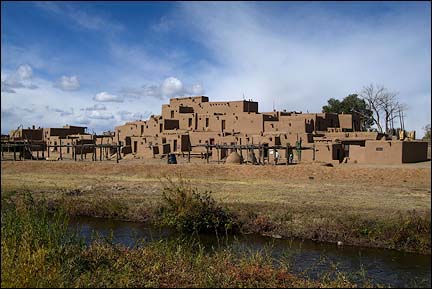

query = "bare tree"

[359,84,385,132]
[379,90,400,133]
[360,84,405,134]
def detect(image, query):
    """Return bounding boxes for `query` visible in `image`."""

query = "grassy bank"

[2,194,370,288]
[1,161,431,254]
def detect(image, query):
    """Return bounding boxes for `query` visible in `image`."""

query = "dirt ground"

[1,159,430,216]
[2,158,431,252]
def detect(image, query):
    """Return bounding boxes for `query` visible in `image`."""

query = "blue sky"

[1,1,430,136]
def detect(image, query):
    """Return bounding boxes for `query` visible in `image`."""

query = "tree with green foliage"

[322,94,374,130]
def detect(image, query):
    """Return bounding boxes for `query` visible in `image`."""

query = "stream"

[68,216,431,288]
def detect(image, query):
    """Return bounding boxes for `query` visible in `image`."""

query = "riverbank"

[1,161,430,254]
[2,197,370,288]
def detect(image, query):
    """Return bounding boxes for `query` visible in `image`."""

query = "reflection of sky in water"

[69,217,431,288]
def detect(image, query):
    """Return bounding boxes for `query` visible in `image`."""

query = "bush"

[157,177,239,234]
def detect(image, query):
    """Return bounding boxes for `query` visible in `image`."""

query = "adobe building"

[2,96,427,164]
[114,95,428,165]
[4,124,117,161]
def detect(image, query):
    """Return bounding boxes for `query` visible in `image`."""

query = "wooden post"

[286,143,289,166]
[206,145,209,163]
[239,138,243,160]
[116,145,119,163]
[81,143,84,161]
[217,146,220,164]
[37,150,39,160]
[313,143,315,161]
[47,143,50,158]
[188,144,191,163]
[13,143,16,161]
[59,139,63,160]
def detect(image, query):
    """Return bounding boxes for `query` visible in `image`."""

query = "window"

[205,118,209,127]
[222,120,226,131]
[376,147,383,151]
[171,110,174,118]
[188,118,192,127]
[141,125,144,135]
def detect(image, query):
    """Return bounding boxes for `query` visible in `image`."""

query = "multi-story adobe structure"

[115,96,428,165]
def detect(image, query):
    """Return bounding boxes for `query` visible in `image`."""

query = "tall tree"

[322,94,373,130]
[359,84,405,133]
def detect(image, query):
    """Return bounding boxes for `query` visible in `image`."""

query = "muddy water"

[69,216,431,288]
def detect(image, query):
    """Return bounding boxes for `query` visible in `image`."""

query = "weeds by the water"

[156,176,239,234]
[2,193,371,288]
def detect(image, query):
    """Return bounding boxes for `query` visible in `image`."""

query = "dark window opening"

[205,118,209,127]
[188,118,192,127]
[171,110,174,118]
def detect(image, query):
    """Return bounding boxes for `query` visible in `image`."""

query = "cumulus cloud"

[117,110,152,121]
[161,77,183,96]
[189,83,204,95]
[45,106,74,116]
[87,110,114,119]
[119,77,205,100]
[75,115,91,125]
[176,2,430,133]
[81,104,107,111]
[1,64,38,93]
[55,75,80,91]
[93,91,123,102]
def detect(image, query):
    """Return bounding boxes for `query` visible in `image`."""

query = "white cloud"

[87,110,114,120]
[55,75,80,91]
[81,104,107,111]
[119,77,205,100]
[16,64,33,80]
[1,64,38,93]
[161,77,183,96]
[93,91,123,102]
[188,83,204,95]
[117,110,152,121]
[34,2,124,34]
[177,2,430,134]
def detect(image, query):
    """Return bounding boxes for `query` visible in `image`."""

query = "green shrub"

[157,177,239,234]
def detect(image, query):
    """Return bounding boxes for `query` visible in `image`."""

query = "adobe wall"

[363,141,403,164]
[338,114,353,131]
[348,145,366,163]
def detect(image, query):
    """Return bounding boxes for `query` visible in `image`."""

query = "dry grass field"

[1,159,431,252]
